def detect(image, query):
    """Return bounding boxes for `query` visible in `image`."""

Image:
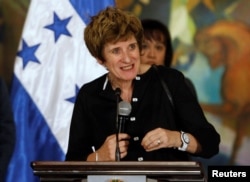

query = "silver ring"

[157,139,161,145]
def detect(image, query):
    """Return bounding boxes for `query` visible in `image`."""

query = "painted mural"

[117,0,250,166]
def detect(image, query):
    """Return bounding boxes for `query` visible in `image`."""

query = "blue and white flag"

[7,0,115,181]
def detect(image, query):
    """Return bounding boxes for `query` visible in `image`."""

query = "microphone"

[118,101,132,133]
[115,100,132,161]
[114,88,132,161]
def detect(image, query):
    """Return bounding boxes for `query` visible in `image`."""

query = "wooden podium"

[31,161,206,182]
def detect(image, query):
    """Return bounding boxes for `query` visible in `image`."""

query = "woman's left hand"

[141,128,181,152]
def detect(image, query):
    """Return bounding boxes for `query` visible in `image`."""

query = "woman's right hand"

[94,133,130,161]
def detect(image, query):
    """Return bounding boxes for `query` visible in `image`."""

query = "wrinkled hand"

[141,128,180,152]
[97,133,130,161]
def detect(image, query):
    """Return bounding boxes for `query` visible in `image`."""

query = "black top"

[66,65,220,161]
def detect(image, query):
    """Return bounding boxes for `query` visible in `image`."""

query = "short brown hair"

[84,7,144,61]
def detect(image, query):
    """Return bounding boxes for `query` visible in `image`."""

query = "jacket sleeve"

[160,66,221,158]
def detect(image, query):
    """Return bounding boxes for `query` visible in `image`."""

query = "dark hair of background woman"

[141,19,173,67]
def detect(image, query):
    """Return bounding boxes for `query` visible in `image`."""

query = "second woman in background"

[140,19,197,97]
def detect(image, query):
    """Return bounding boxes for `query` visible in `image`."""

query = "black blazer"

[66,65,220,161]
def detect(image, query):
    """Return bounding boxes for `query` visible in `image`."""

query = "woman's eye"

[129,43,137,50]
[111,48,120,54]
[156,45,164,51]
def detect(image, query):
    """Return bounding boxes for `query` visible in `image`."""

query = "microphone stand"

[115,88,121,161]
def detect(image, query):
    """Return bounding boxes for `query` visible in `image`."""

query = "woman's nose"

[147,48,156,58]
[122,51,132,63]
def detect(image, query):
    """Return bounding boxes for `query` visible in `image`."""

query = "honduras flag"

[7,0,115,182]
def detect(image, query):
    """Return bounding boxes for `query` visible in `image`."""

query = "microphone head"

[118,101,132,116]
